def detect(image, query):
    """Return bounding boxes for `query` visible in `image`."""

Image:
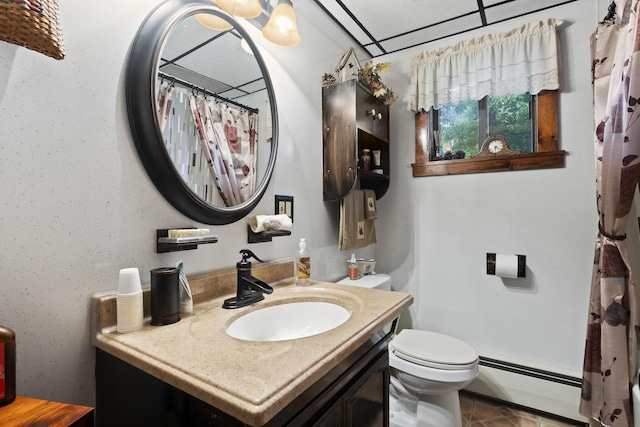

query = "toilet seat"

[389,329,479,370]
[389,351,479,385]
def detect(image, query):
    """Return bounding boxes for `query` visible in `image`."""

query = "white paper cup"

[117,290,143,333]
[118,268,142,295]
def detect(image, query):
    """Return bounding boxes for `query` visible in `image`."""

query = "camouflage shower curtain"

[582,1,640,425]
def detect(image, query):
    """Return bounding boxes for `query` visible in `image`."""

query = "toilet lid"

[389,329,478,370]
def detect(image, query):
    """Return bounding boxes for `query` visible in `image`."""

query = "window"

[413,90,564,177]
[432,93,535,160]
[410,20,566,176]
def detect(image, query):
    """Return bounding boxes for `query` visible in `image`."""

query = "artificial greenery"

[358,61,397,106]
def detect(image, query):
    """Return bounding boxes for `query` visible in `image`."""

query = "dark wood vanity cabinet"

[286,347,389,427]
[95,329,392,427]
[322,80,390,201]
[318,352,388,427]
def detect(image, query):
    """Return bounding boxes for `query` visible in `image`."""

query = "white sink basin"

[226,301,351,342]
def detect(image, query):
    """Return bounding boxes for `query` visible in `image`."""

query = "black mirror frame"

[125,0,278,225]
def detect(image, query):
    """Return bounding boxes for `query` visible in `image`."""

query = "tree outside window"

[433,94,534,159]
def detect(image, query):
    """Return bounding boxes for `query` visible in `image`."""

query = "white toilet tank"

[336,274,392,291]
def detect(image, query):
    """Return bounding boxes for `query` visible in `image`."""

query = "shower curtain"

[212,101,258,203]
[188,94,258,207]
[582,2,640,425]
[157,84,173,133]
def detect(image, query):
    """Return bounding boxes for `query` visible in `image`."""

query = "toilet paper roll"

[495,254,519,278]
[250,214,293,233]
[487,253,526,278]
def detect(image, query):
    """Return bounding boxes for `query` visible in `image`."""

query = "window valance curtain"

[410,19,562,112]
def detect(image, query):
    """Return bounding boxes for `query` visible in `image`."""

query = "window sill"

[411,150,566,177]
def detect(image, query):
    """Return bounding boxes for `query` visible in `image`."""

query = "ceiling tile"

[315,0,375,44]
[339,0,479,40]
[485,0,573,23]
[380,13,483,53]
[365,45,386,57]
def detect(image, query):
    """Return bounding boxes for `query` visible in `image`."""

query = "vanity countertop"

[91,263,412,426]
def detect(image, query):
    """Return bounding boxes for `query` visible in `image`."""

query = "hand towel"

[363,189,378,220]
[250,214,292,233]
[339,190,376,250]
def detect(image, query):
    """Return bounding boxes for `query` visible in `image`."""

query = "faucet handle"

[239,249,264,263]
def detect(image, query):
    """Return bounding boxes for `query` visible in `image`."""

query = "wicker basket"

[0,0,65,60]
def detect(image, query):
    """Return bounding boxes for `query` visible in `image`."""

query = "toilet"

[337,274,479,427]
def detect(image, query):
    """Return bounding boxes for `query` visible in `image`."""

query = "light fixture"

[195,13,233,31]
[262,0,300,46]
[216,0,262,19]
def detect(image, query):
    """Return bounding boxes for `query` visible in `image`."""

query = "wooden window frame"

[412,90,565,177]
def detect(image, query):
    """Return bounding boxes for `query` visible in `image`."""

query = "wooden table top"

[0,396,93,427]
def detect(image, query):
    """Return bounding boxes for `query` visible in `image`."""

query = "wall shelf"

[156,229,219,253]
[412,151,566,177]
[247,225,291,244]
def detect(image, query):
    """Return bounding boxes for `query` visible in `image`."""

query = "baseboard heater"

[464,355,589,424]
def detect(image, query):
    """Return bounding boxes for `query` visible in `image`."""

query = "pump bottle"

[348,253,358,280]
[296,238,311,286]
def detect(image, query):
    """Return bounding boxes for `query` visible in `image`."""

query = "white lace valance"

[410,19,562,112]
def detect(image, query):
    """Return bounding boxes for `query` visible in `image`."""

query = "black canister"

[150,267,180,326]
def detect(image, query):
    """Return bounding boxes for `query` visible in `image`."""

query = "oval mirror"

[126,0,278,225]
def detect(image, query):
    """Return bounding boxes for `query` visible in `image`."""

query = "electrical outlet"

[275,195,293,222]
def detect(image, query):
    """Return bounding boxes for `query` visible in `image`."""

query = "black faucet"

[222,249,273,309]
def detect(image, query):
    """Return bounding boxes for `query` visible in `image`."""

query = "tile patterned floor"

[460,392,588,427]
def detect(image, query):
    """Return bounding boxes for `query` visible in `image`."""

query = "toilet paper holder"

[486,253,526,278]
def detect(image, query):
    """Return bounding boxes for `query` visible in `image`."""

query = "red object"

[0,326,16,407]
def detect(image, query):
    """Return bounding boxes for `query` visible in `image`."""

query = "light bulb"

[216,0,262,19]
[195,13,233,31]
[262,0,300,46]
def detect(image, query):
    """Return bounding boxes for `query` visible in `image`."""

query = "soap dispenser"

[296,238,311,286]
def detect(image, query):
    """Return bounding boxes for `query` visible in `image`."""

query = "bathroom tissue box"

[486,253,526,278]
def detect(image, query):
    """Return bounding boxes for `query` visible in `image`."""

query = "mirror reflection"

[155,12,272,207]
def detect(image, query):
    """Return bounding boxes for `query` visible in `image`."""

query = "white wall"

[0,0,602,408]
[379,1,601,374]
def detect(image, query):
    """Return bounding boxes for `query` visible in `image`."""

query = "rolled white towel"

[250,214,292,233]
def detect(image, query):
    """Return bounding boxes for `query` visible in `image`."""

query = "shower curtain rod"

[158,71,259,115]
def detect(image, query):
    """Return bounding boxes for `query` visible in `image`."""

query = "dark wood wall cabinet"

[412,90,566,177]
[322,80,390,201]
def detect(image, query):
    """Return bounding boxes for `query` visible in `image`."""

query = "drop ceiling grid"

[161,64,231,94]
[337,0,480,40]
[484,0,578,23]
[313,0,377,47]
[379,14,484,53]
[312,0,581,57]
